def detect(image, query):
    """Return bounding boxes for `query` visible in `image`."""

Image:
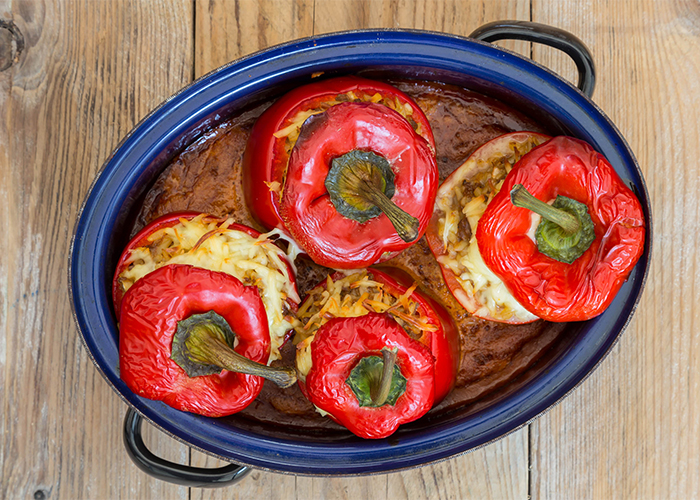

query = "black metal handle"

[123,408,251,488]
[469,20,596,98]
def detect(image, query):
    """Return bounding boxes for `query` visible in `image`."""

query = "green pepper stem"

[171,311,297,388]
[326,150,420,242]
[372,347,399,407]
[361,180,420,242]
[510,184,580,234]
[186,332,297,388]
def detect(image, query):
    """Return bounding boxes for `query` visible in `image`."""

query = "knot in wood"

[0,19,25,72]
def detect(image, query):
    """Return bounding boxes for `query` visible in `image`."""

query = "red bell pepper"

[371,267,460,402]
[119,264,296,417]
[476,136,646,322]
[242,76,438,269]
[302,312,435,439]
[294,268,460,438]
[112,212,300,360]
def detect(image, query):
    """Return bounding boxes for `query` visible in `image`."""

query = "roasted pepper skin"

[302,312,435,439]
[298,267,460,404]
[279,102,438,268]
[242,76,437,269]
[476,136,646,322]
[111,212,292,320]
[119,264,270,417]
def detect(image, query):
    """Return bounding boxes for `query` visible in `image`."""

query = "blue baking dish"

[70,22,651,484]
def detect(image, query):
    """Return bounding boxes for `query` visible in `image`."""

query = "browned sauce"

[134,80,566,431]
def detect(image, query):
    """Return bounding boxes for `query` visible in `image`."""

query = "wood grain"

[0,1,193,498]
[2,0,698,498]
[194,0,315,78]
[312,0,532,56]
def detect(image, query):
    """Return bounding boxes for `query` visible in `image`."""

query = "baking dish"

[70,21,651,485]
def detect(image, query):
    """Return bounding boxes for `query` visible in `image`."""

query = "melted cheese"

[272,90,422,143]
[262,227,305,276]
[296,335,314,381]
[435,140,541,323]
[119,216,300,361]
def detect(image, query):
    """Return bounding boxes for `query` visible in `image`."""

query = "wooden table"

[0,0,694,498]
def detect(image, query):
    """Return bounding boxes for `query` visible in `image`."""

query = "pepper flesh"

[242,76,437,269]
[476,136,646,322]
[302,312,435,439]
[119,265,270,417]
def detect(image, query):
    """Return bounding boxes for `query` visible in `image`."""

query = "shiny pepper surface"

[476,136,646,322]
[303,312,435,439]
[242,76,438,269]
[119,265,270,417]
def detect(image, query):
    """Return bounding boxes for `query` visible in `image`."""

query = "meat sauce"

[134,80,566,432]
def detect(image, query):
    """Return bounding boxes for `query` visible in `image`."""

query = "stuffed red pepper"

[243,76,438,269]
[294,268,460,438]
[476,136,646,322]
[119,264,296,417]
[113,212,300,361]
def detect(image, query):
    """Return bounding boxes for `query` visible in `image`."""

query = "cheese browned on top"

[117,215,300,361]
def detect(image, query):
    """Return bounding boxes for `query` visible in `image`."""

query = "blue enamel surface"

[70,29,651,475]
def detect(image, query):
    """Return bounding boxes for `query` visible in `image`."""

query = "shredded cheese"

[272,89,425,146]
[294,270,437,378]
[117,215,300,361]
[295,335,314,383]
[262,227,305,276]
[273,109,319,139]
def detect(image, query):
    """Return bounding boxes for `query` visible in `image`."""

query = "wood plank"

[313,0,522,35]
[529,0,700,498]
[194,0,315,78]
[313,0,531,55]
[0,1,194,498]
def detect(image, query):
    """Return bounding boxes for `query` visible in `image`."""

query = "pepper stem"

[509,184,596,264]
[372,347,399,407]
[345,346,407,407]
[362,183,420,243]
[510,184,580,234]
[325,150,420,242]
[170,311,296,388]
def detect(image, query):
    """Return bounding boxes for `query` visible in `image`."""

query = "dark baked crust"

[136,113,264,234]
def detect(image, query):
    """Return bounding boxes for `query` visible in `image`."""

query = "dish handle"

[469,20,596,98]
[123,408,251,488]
